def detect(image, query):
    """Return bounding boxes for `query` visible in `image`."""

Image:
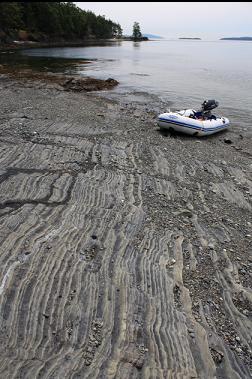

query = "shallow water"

[3,39,252,129]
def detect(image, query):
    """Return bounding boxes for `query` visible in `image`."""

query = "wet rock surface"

[0,75,251,378]
[0,65,119,92]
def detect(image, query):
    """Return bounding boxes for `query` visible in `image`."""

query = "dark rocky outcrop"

[0,65,119,92]
[62,77,119,92]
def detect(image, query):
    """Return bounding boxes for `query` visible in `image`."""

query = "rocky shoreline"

[0,73,251,378]
[0,39,121,52]
[0,65,119,92]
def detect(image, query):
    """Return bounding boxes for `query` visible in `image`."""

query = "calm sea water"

[5,40,252,129]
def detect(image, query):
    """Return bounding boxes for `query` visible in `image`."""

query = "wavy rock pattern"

[0,78,251,378]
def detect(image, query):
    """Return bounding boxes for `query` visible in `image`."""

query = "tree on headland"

[113,24,122,39]
[132,22,142,41]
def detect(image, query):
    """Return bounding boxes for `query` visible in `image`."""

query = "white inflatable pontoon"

[157,100,230,136]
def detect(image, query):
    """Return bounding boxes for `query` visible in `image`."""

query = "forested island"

[179,37,201,40]
[220,36,252,41]
[0,2,122,46]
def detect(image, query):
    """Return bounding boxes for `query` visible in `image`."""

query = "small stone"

[235,336,240,342]
[224,138,232,144]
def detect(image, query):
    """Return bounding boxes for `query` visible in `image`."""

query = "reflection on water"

[133,42,140,48]
[0,50,93,75]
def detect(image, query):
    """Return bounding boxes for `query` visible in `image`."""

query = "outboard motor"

[201,100,219,119]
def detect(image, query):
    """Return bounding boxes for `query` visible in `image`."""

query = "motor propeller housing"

[202,100,219,112]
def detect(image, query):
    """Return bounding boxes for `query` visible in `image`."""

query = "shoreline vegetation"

[0,2,122,43]
[0,2,149,51]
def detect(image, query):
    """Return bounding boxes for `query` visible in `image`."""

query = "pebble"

[235,347,242,353]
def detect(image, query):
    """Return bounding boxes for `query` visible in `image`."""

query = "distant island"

[142,34,163,39]
[179,37,201,40]
[220,36,252,41]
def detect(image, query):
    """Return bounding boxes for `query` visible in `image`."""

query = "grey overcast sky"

[74,2,252,40]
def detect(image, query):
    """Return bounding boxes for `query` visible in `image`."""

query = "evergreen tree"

[132,22,142,40]
[0,2,23,31]
[0,2,123,42]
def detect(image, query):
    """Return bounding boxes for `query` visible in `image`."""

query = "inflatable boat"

[157,100,230,136]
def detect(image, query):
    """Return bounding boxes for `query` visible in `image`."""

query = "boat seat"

[194,111,202,118]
